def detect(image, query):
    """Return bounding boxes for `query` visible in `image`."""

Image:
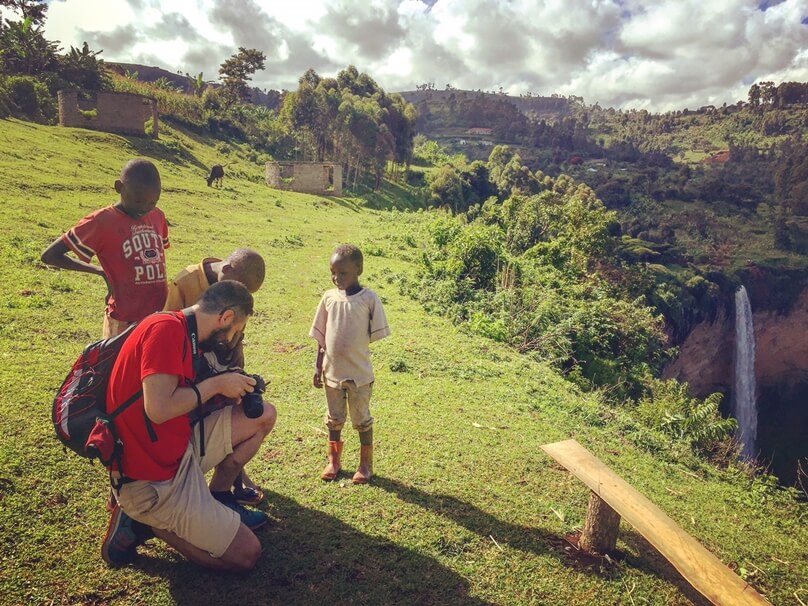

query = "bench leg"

[579,491,621,554]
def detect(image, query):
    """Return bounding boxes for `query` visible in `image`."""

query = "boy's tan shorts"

[325,380,374,432]
[117,407,240,558]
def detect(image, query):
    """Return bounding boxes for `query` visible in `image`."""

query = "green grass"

[1,118,806,605]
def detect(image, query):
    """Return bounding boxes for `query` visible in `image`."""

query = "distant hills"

[107,62,574,122]
[398,88,572,118]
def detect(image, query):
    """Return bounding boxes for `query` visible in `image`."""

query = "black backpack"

[52,311,202,469]
[52,323,142,465]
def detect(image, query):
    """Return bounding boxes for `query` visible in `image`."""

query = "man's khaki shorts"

[117,407,240,558]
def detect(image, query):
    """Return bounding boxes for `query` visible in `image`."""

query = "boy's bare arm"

[41,237,106,278]
[313,347,325,388]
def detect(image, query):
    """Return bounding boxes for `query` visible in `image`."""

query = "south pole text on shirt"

[122,230,164,260]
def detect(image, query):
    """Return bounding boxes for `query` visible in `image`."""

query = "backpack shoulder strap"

[108,389,143,420]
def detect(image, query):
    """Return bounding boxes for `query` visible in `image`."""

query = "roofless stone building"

[265,161,342,196]
[58,90,158,138]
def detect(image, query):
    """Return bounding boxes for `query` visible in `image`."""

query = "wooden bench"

[541,439,770,606]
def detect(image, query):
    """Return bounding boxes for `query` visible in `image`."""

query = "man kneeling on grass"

[102,280,277,571]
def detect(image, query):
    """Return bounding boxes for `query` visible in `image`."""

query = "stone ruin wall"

[58,90,158,138]
[265,161,342,196]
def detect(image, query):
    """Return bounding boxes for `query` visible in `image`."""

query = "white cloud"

[46,0,136,44]
[14,0,805,109]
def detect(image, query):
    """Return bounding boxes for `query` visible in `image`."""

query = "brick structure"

[58,90,158,138]
[265,161,342,196]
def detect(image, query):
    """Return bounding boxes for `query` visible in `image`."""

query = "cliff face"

[754,291,808,385]
[664,289,808,397]
[663,270,808,482]
[663,310,733,397]
[664,286,808,485]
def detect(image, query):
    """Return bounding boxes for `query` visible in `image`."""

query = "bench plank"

[541,439,770,606]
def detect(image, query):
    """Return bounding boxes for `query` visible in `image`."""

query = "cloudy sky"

[28,0,808,111]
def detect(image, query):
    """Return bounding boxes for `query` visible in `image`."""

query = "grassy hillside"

[0,118,806,606]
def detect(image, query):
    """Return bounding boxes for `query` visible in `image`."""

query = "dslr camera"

[193,359,267,419]
[240,372,266,419]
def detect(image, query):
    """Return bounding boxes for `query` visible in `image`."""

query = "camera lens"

[242,393,263,419]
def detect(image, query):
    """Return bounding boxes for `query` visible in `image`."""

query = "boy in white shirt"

[309,244,391,483]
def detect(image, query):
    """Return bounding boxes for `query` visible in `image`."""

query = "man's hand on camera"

[213,372,256,399]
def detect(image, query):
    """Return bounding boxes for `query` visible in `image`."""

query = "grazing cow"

[206,164,224,188]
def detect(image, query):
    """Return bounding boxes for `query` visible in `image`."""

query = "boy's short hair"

[198,280,254,318]
[121,158,161,188]
[333,244,363,268]
[227,248,265,293]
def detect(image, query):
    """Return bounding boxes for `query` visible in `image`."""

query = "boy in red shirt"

[41,157,169,338]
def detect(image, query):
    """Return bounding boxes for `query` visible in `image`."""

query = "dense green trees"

[58,42,106,92]
[411,146,673,400]
[281,66,417,189]
[408,127,749,457]
[748,81,808,110]
[0,15,58,75]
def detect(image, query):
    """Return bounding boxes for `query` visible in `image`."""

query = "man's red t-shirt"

[62,205,170,322]
[107,312,195,481]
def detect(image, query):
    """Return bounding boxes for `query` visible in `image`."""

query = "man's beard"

[200,325,230,351]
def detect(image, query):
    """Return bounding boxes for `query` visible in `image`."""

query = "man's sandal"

[233,485,265,506]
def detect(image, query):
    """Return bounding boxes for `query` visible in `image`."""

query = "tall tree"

[759,81,776,107]
[218,47,265,107]
[281,79,328,160]
[0,0,47,24]
[747,83,761,108]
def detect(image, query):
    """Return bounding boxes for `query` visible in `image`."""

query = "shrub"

[390,358,410,372]
[2,75,56,122]
[413,136,449,166]
[426,213,463,248]
[446,224,502,290]
[468,310,508,342]
[637,379,737,452]
[428,164,465,211]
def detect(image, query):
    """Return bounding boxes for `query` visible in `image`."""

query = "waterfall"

[733,286,757,460]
